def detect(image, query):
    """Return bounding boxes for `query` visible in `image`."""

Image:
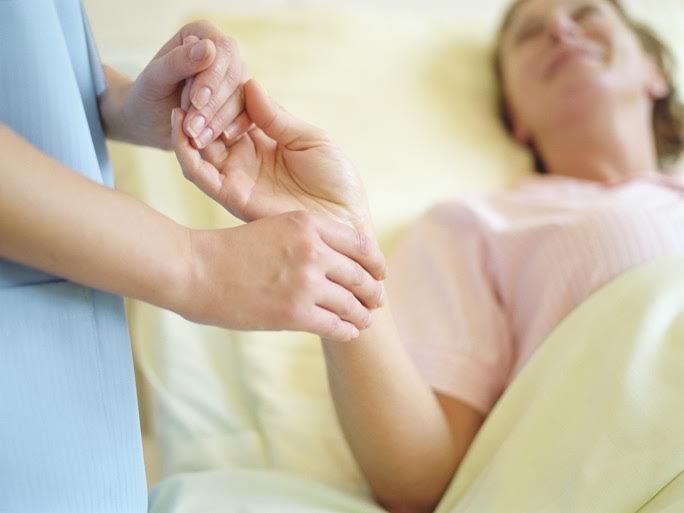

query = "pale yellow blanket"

[149,256,684,512]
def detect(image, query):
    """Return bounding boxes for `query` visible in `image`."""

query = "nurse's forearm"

[0,124,190,312]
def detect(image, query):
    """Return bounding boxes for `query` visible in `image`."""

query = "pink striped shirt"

[387,172,684,415]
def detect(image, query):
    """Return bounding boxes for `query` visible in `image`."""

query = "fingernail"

[192,87,211,110]
[187,115,206,138]
[350,327,360,339]
[171,109,177,131]
[224,122,239,139]
[190,40,208,61]
[195,127,214,148]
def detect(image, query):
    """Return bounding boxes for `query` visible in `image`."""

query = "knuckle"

[326,316,344,340]
[216,36,238,57]
[290,210,317,232]
[224,62,242,88]
[184,20,210,31]
[352,262,366,288]
[295,268,318,292]
[296,239,321,265]
[184,20,215,38]
[279,303,303,328]
[207,89,243,132]
[343,296,359,318]
[356,230,370,256]
[201,94,223,118]
[204,64,226,85]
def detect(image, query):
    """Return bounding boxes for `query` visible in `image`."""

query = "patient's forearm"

[0,124,190,312]
[322,301,462,513]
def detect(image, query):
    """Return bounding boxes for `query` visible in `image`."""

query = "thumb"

[244,79,324,147]
[146,39,217,91]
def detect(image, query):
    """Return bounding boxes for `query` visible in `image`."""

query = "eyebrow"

[512,16,543,39]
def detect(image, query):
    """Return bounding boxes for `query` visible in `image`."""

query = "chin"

[545,74,616,123]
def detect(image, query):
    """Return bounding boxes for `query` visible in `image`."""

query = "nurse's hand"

[172,79,373,234]
[182,212,385,341]
[102,21,248,150]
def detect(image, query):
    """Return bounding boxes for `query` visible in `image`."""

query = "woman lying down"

[171,0,684,511]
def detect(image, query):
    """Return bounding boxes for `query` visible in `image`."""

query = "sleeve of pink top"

[386,203,513,416]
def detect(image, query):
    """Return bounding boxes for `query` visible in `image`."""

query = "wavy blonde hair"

[493,0,684,173]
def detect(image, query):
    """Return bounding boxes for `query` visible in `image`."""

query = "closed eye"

[514,21,545,46]
[572,4,600,22]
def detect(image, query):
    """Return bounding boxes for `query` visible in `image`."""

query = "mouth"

[543,46,602,81]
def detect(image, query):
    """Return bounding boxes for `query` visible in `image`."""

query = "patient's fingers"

[222,111,254,146]
[212,84,250,142]
[215,62,252,145]
[182,36,243,143]
[190,38,241,112]
[244,79,324,147]
[199,138,229,168]
[185,58,250,148]
[172,108,222,200]
[184,78,241,148]
[192,84,248,149]
[180,76,194,112]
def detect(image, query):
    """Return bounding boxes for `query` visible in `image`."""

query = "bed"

[82,0,684,510]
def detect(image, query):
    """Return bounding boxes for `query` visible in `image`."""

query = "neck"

[533,97,659,183]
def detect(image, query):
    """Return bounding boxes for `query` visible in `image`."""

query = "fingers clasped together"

[167,23,386,342]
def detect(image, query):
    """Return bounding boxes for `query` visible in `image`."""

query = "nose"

[547,14,579,44]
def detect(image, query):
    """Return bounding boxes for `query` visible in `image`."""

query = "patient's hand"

[172,79,372,232]
[111,21,249,150]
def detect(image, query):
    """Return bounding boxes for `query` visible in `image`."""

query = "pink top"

[387,172,684,416]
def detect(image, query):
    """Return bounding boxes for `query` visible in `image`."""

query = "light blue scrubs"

[0,1,148,511]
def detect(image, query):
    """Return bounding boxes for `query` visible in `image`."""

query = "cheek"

[502,53,540,110]
[602,30,650,87]
[503,52,534,90]
[625,43,651,80]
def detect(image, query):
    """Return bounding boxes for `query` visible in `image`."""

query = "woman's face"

[499,0,667,144]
